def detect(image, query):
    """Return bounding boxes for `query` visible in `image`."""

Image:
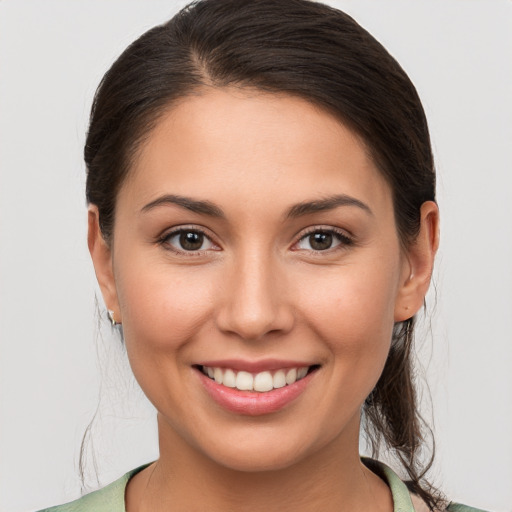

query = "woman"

[34,0,489,510]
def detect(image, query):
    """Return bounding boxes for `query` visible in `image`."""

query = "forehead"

[120,88,392,216]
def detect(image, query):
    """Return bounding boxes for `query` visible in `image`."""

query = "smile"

[201,365,310,392]
[196,362,320,415]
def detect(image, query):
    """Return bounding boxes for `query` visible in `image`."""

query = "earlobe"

[87,206,121,322]
[394,201,439,322]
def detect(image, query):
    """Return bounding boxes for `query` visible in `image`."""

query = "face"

[90,88,435,472]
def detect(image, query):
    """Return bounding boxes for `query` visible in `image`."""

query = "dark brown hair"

[85,0,440,508]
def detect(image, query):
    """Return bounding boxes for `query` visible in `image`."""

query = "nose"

[215,252,295,341]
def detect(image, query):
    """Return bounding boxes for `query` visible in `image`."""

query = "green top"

[37,459,488,512]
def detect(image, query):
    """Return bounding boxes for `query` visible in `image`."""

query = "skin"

[88,88,439,512]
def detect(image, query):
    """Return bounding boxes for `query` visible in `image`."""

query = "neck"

[126,415,393,512]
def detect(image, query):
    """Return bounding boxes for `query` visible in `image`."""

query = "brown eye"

[309,232,333,251]
[165,229,214,252]
[180,231,204,251]
[295,229,352,252]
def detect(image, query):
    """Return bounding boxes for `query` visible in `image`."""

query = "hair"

[84,0,440,508]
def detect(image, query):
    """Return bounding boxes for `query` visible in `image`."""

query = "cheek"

[114,255,217,353]
[296,258,400,382]
[301,262,398,337]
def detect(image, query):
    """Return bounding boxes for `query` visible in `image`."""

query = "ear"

[394,201,440,322]
[87,206,121,323]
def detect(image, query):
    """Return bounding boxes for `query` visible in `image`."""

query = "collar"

[362,457,427,512]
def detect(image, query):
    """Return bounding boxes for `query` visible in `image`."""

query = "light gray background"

[1,1,511,511]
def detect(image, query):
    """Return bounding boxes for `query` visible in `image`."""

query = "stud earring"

[107,309,118,326]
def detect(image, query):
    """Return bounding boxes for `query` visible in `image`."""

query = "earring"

[107,309,118,326]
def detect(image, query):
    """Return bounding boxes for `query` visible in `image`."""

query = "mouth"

[197,364,319,393]
[194,362,320,415]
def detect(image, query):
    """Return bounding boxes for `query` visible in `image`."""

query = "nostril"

[216,300,295,342]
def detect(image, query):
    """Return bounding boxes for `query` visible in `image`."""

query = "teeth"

[297,367,308,379]
[273,369,286,389]
[213,367,223,384]
[285,368,297,385]
[236,371,254,391]
[223,368,236,388]
[202,365,311,392]
[254,371,273,392]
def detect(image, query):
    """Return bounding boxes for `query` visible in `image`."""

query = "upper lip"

[196,359,316,373]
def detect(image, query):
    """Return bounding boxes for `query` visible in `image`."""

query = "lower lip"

[197,369,315,416]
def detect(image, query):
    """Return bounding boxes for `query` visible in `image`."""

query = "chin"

[191,423,335,474]
[207,444,306,473]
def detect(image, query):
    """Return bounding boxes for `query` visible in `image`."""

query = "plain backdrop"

[1,1,511,511]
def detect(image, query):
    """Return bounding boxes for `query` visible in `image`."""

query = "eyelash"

[157,226,218,256]
[293,226,354,253]
[157,226,354,256]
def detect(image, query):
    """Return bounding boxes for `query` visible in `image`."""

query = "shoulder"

[362,457,491,512]
[35,465,150,512]
[447,504,491,512]
[36,477,126,512]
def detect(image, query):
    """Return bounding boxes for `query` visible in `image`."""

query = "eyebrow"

[141,194,225,218]
[286,194,373,218]
[140,193,372,219]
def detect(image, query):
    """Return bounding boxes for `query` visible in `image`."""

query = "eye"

[295,229,352,252]
[162,229,215,252]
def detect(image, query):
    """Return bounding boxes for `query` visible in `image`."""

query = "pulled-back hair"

[85,0,440,508]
